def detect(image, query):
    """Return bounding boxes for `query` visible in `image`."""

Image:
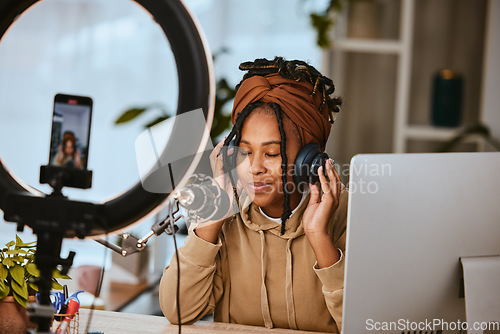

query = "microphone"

[173,174,231,223]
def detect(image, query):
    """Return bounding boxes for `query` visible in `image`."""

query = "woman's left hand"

[302,159,343,268]
[303,159,342,237]
[74,149,82,169]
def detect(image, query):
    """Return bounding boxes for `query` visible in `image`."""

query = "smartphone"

[48,93,93,170]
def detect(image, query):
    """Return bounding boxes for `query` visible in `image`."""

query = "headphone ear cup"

[293,143,329,186]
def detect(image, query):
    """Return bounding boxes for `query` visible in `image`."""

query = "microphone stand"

[96,163,182,257]
[3,167,101,333]
[95,199,182,257]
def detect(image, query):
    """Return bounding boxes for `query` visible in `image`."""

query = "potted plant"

[309,0,381,47]
[0,235,70,333]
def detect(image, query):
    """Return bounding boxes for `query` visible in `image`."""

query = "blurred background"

[0,0,498,317]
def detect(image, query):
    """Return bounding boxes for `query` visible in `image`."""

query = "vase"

[431,69,464,127]
[0,296,37,334]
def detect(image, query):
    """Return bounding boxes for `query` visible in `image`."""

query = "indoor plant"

[309,0,380,47]
[0,235,70,308]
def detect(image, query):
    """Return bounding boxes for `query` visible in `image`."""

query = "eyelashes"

[238,152,280,158]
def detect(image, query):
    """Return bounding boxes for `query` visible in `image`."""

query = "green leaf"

[10,265,25,286]
[19,242,36,249]
[11,279,28,299]
[310,12,333,48]
[12,291,28,309]
[52,270,71,280]
[2,257,15,267]
[0,280,10,299]
[51,281,63,290]
[5,249,20,255]
[11,256,24,264]
[329,0,344,12]
[5,241,15,248]
[28,282,39,292]
[114,108,147,124]
[26,263,40,277]
[144,115,169,129]
[0,265,7,280]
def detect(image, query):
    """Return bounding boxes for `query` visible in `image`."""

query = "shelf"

[404,125,464,141]
[334,38,403,54]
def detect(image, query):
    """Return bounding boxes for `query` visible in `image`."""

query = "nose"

[250,155,266,175]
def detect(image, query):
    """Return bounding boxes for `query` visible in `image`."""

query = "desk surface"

[78,309,318,334]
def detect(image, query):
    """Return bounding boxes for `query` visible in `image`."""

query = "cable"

[168,163,181,334]
[84,216,110,334]
[170,204,181,334]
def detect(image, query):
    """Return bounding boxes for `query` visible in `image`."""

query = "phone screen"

[48,94,93,170]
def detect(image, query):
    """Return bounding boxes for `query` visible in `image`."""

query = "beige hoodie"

[159,188,347,333]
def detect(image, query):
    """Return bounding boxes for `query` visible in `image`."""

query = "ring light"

[0,0,215,236]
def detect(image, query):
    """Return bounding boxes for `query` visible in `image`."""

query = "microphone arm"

[96,198,182,257]
[96,173,230,256]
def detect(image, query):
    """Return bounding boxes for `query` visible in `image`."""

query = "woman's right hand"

[209,140,233,190]
[194,140,235,243]
[56,145,64,164]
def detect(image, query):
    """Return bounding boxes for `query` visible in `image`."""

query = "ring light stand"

[0,0,215,332]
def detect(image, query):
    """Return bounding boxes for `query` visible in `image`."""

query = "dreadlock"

[237,57,342,123]
[224,57,341,235]
[269,102,292,235]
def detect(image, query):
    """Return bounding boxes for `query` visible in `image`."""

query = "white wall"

[481,0,500,140]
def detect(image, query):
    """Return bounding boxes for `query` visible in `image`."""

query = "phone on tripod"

[48,93,93,169]
[41,93,93,190]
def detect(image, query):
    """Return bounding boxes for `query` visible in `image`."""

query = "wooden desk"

[105,281,152,311]
[77,273,161,311]
[78,309,320,333]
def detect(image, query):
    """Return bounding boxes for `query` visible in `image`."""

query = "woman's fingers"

[326,159,340,203]
[210,141,226,174]
[308,183,321,205]
[318,165,332,197]
[317,159,342,206]
[210,140,224,160]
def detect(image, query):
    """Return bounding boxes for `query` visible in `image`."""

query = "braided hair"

[223,57,341,235]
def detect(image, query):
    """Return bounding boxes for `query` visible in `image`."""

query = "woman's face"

[236,108,302,218]
[64,140,74,156]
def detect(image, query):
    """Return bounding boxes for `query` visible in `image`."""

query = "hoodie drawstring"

[285,238,297,329]
[259,230,298,330]
[259,230,273,328]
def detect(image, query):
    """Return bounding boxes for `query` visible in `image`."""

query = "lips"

[249,182,271,192]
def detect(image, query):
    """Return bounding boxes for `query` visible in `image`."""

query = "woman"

[53,131,82,169]
[159,57,347,333]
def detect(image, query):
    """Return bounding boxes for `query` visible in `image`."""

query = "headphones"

[226,140,329,186]
[293,143,329,185]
